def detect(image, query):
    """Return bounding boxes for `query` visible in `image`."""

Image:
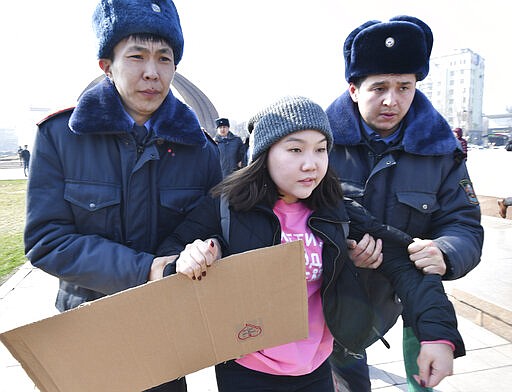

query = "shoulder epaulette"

[37,107,75,126]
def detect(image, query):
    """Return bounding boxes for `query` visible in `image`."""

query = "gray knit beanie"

[249,96,333,163]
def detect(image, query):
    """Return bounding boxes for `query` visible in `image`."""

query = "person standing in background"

[20,145,30,177]
[214,117,246,177]
[17,146,23,167]
[453,127,468,159]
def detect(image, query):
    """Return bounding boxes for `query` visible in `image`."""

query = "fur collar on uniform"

[326,89,457,155]
[69,77,206,146]
[214,131,239,143]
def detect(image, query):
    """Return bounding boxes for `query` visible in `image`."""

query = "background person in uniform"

[214,117,246,177]
[325,15,483,392]
[23,1,221,391]
[20,145,30,177]
[17,146,23,166]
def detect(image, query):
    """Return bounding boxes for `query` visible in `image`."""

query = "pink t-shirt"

[235,200,334,375]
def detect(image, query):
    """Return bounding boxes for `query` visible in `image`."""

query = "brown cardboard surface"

[0,241,308,392]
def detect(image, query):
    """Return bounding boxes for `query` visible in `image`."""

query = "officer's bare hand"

[149,255,178,281]
[408,238,446,275]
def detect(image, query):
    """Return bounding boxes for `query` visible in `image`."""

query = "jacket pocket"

[64,180,121,237]
[394,191,440,234]
[157,188,206,239]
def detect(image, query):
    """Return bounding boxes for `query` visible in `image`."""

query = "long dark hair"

[210,150,344,212]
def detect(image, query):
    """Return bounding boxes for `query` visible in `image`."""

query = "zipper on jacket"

[307,215,345,293]
[307,216,349,351]
[341,346,365,360]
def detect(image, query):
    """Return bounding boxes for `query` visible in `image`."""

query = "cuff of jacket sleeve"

[421,339,455,352]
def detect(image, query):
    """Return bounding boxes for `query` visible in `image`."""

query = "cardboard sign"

[0,241,308,392]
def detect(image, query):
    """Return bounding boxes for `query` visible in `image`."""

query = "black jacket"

[347,199,464,357]
[158,196,465,357]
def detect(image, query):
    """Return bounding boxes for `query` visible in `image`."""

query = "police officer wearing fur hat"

[214,117,247,178]
[326,16,483,391]
[24,1,221,391]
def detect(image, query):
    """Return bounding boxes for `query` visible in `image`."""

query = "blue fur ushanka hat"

[215,118,230,128]
[344,15,433,82]
[93,0,184,65]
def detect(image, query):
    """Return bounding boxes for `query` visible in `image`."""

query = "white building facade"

[418,48,485,143]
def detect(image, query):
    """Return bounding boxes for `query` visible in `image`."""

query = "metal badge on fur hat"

[93,0,184,65]
[250,96,333,163]
[344,15,433,82]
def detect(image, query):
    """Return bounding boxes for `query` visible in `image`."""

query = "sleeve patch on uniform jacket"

[459,179,479,205]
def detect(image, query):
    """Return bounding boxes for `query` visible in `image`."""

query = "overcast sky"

[1,0,511,132]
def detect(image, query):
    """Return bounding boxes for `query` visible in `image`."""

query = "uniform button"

[422,204,428,210]
[89,203,96,209]
[386,161,393,165]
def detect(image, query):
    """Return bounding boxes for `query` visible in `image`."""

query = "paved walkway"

[1,214,511,391]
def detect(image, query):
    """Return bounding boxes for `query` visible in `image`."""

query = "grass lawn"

[0,180,27,285]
